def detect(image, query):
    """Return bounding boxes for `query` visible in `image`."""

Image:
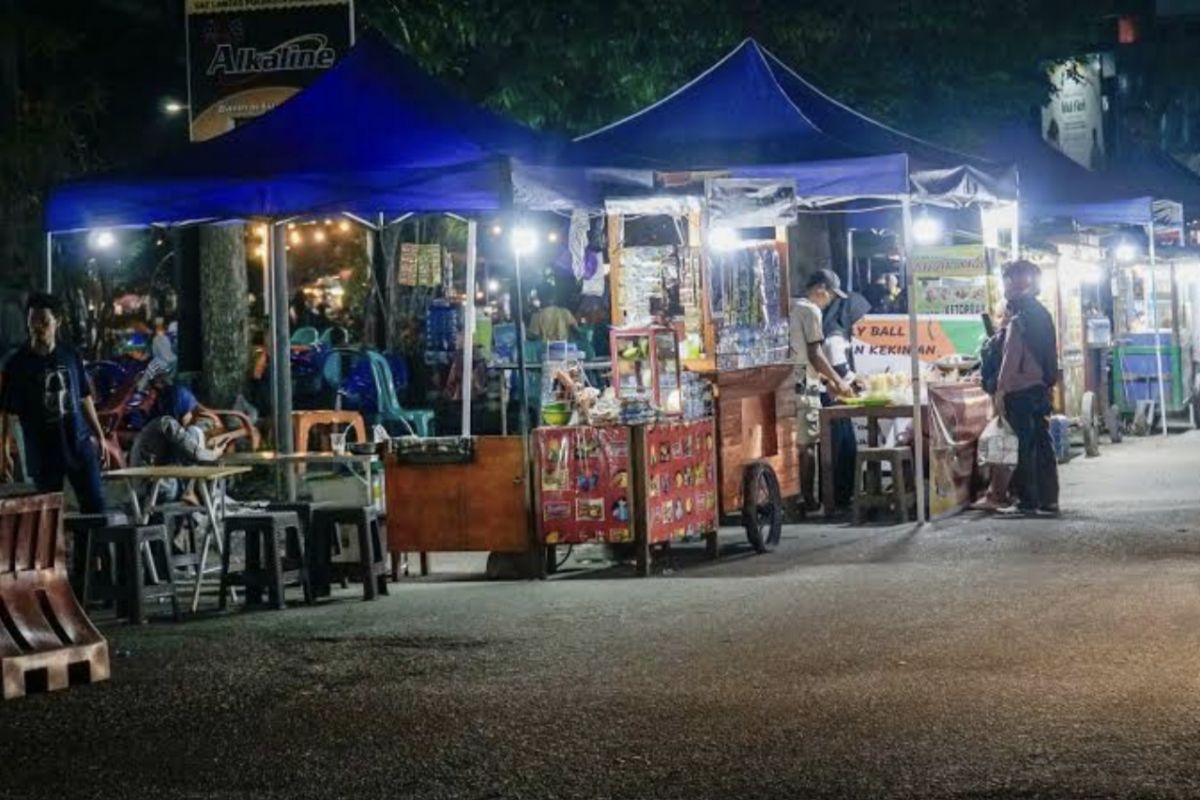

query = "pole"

[1010,201,1020,260]
[846,227,855,292]
[1147,223,1168,436]
[461,219,478,437]
[270,222,296,498]
[512,245,534,526]
[44,232,53,293]
[900,197,927,524]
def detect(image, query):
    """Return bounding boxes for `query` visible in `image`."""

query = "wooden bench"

[0,493,110,699]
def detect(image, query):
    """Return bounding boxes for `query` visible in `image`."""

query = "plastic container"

[1049,415,1071,463]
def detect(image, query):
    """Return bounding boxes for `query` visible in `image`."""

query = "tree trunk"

[198,224,249,407]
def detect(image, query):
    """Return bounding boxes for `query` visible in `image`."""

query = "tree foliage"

[359,0,1117,150]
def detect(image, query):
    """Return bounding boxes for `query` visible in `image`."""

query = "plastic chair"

[318,326,351,348]
[290,326,320,347]
[364,351,435,437]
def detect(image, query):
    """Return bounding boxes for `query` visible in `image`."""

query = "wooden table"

[103,465,251,611]
[817,404,918,518]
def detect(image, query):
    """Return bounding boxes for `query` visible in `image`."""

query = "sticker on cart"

[575,498,605,522]
[542,501,571,521]
[611,496,631,522]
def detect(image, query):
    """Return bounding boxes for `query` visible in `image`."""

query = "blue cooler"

[1049,415,1071,462]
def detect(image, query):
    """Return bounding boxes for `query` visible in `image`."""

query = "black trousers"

[1002,385,1059,510]
[31,439,107,513]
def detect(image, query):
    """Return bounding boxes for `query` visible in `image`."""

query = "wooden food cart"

[603,204,799,553]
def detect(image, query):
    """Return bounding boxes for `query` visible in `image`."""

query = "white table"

[103,465,251,611]
[218,451,383,510]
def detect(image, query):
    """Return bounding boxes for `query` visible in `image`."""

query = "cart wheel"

[1081,391,1100,458]
[742,462,782,554]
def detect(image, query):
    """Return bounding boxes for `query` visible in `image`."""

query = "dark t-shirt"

[0,343,93,472]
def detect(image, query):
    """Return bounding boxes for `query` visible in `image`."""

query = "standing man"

[995,260,1059,515]
[0,293,109,511]
[792,269,854,510]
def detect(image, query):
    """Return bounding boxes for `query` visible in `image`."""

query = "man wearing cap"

[792,269,854,509]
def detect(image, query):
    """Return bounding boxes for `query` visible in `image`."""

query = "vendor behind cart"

[791,269,854,510]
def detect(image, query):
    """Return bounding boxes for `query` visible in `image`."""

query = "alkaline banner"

[912,244,990,316]
[185,0,354,142]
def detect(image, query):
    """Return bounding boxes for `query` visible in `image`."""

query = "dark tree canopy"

[359,0,1118,149]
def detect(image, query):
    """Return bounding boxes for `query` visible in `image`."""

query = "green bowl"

[542,409,572,425]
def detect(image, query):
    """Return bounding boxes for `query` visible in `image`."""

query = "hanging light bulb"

[708,227,740,252]
[313,229,327,243]
[338,220,350,232]
[290,230,302,246]
[912,213,943,246]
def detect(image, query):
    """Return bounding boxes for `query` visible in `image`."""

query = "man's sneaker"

[1037,504,1060,517]
[997,504,1038,517]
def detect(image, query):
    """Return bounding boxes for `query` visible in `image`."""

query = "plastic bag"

[977,416,1019,466]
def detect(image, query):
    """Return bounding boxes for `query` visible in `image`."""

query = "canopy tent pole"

[846,227,855,292]
[900,196,927,524]
[271,221,297,498]
[44,232,53,293]
[461,219,478,436]
[1147,222,1169,436]
[512,234,534,522]
[1010,202,1020,259]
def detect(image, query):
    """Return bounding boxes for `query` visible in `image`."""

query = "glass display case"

[609,325,682,414]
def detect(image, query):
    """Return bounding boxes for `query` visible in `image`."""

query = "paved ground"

[5,432,1200,799]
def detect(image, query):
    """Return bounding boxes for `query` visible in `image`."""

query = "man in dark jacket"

[996,260,1059,516]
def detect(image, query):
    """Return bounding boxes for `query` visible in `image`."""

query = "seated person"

[131,364,236,503]
[528,281,577,342]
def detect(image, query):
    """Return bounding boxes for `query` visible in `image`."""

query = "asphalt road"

[4,432,1200,799]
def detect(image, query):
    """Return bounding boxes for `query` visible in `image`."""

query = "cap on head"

[805,269,847,299]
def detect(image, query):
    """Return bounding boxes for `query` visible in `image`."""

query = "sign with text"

[851,315,987,377]
[185,0,354,142]
[912,244,990,316]
[1041,56,1105,171]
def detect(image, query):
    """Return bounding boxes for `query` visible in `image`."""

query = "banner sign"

[185,0,354,142]
[707,179,797,228]
[851,314,987,377]
[912,244,990,316]
[1041,55,1106,171]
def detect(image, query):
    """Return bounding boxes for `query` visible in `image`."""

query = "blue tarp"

[985,126,1160,227]
[576,39,1015,205]
[1109,148,1200,225]
[46,35,589,232]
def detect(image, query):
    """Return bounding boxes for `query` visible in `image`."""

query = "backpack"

[980,329,1005,395]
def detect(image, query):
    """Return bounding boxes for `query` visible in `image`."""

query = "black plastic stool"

[219,512,312,610]
[81,524,179,624]
[64,511,127,600]
[310,505,389,601]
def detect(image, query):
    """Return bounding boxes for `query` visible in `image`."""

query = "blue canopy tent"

[576,38,1017,207]
[46,34,591,232]
[575,40,1021,522]
[44,34,596,463]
